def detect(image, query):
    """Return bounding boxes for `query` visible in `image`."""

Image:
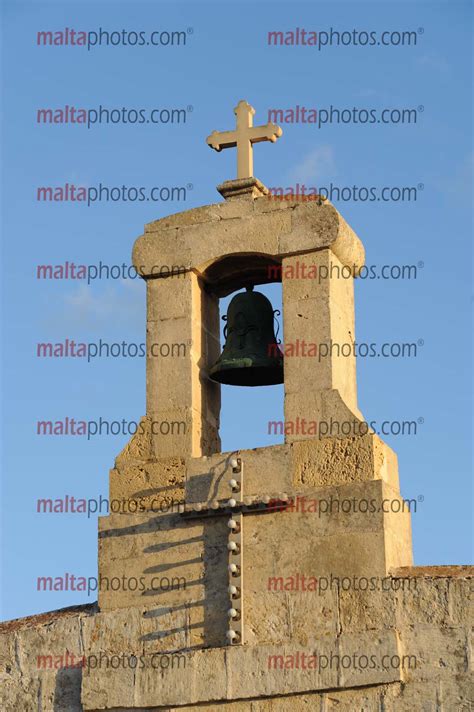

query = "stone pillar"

[146,272,221,458]
[282,249,361,443]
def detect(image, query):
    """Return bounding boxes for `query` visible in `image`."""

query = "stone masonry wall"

[1,571,472,711]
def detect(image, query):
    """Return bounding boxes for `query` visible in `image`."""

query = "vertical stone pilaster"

[146,272,221,458]
[282,249,360,443]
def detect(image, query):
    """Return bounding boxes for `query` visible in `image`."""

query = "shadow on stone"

[53,667,82,712]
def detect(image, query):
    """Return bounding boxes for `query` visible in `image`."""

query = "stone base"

[1,570,472,711]
[217,177,269,200]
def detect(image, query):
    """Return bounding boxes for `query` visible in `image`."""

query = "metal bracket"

[226,458,243,645]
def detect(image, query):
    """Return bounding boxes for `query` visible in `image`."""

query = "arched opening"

[203,254,285,452]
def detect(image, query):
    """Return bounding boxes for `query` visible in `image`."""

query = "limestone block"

[147,273,196,322]
[281,249,355,307]
[149,696,329,712]
[146,319,195,410]
[384,675,474,711]
[339,581,399,633]
[291,434,399,490]
[258,194,316,214]
[0,678,42,712]
[225,643,339,699]
[80,605,192,659]
[101,689,389,712]
[146,406,193,458]
[13,613,84,674]
[243,592,293,646]
[392,571,473,628]
[145,197,255,231]
[282,299,357,403]
[245,503,387,594]
[247,589,340,647]
[82,661,135,710]
[384,515,414,571]
[245,478,412,585]
[113,412,219,464]
[444,576,474,626]
[185,435,400,506]
[133,228,192,277]
[185,444,292,505]
[284,388,365,444]
[398,626,469,682]
[0,627,16,680]
[192,211,291,271]
[109,457,186,512]
[282,201,365,270]
[383,680,438,711]
[82,647,225,710]
[39,667,83,712]
[0,606,95,712]
[438,674,474,710]
[146,204,221,229]
[385,673,473,711]
[98,511,228,618]
[114,415,155,464]
[148,406,218,458]
[81,635,401,709]
[337,629,403,687]
[322,685,389,712]
[133,196,364,278]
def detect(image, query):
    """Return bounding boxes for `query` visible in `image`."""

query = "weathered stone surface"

[283,389,365,445]
[282,249,359,426]
[398,626,469,682]
[81,634,401,709]
[0,605,95,712]
[110,457,186,512]
[1,572,472,710]
[133,197,364,277]
[185,444,292,504]
[98,479,412,623]
[111,433,400,511]
[97,510,229,622]
[184,435,399,506]
[291,433,399,490]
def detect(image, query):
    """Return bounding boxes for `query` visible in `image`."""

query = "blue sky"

[1,0,472,621]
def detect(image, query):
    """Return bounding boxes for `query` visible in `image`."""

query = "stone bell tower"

[2,101,471,712]
[90,98,417,703]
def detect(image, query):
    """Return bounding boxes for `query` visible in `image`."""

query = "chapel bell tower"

[91,100,414,707]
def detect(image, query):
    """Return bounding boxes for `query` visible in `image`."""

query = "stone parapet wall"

[1,571,472,711]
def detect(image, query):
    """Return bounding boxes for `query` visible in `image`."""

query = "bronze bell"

[209,286,284,386]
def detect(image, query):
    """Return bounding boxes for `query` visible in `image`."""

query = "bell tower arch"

[131,192,365,461]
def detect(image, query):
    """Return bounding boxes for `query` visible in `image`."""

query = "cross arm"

[206,130,237,152]
[248,122,283,144]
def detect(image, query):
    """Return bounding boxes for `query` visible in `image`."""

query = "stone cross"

[206,100,282,179]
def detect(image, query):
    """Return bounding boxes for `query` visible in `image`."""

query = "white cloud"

[43,279,145,333]
[289,145,337,184]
